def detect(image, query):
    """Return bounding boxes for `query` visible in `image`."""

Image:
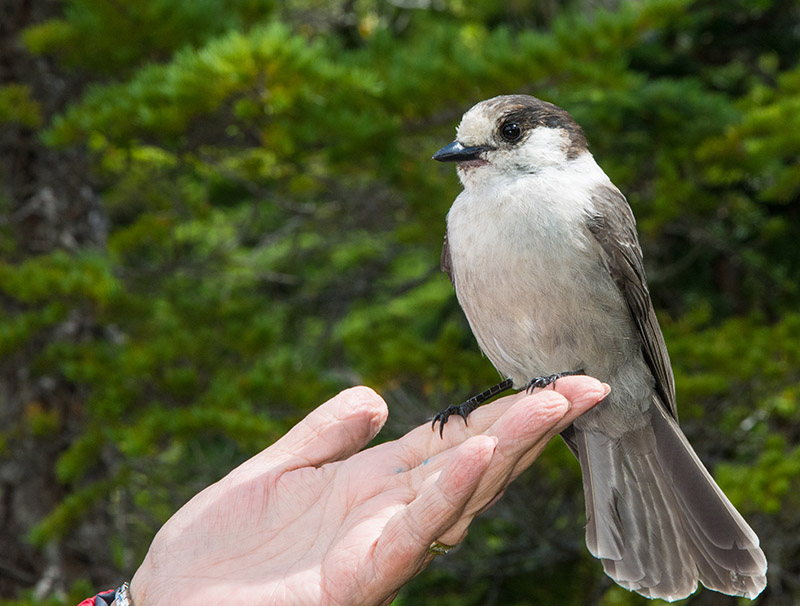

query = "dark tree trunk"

[0,0,109,598]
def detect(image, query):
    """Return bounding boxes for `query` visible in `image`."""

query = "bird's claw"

[431,402,474,438]
[431,378,515,438]
[524,369,585,393]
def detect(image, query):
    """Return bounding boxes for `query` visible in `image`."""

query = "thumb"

[263,386,389,470]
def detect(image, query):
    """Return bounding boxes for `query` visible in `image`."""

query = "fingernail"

[600,383,612,401]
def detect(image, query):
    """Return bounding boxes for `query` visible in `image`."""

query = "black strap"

[94,589,116,606]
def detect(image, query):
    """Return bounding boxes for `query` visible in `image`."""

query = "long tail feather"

[573,398,766,601]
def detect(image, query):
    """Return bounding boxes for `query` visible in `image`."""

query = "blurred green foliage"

[0,84,42,128]
[2,0,800,604]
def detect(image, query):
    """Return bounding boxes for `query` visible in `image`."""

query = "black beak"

[432,140,488,163]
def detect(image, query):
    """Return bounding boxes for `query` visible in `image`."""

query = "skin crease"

[129,378,609,606]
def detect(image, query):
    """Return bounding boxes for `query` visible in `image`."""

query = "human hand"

[130,377,609,606]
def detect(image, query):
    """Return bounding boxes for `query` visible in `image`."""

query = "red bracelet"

[77,588,115,606]
[78,583,131,606]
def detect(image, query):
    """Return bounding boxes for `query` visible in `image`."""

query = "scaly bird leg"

[432,370,586,438]
[431,378,514,438]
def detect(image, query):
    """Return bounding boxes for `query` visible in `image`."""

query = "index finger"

[395,375,608,470]
[484,376,609,482]
[409,377,608,547]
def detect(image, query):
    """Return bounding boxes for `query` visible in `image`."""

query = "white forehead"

[453,97,576,169]
[455,100,497,147]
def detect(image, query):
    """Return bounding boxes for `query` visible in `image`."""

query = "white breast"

[446,154,639,387]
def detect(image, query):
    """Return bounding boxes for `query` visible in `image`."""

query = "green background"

[1,0,799,604]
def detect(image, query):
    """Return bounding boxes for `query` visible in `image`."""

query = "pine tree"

[2,1,799,604]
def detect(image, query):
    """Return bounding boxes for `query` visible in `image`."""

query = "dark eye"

[500,122,522,142]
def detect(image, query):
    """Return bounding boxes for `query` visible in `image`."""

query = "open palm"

[131,378,608,606]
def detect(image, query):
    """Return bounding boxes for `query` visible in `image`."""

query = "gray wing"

[441,232,454,285]
[587,185,677,419]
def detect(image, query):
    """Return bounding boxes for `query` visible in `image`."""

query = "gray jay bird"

[431,94,767,601]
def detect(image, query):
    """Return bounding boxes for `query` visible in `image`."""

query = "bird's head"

[433,95,588,183]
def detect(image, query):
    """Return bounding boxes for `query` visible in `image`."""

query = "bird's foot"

[431,398,480,438]
[432,378,514,438]
[524,369,585,392]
